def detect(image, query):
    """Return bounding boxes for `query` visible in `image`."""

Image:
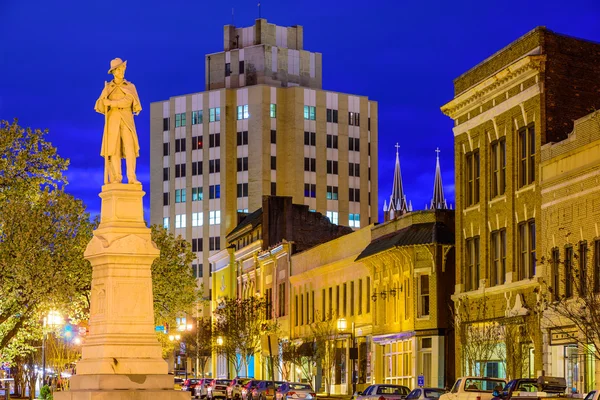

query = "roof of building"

[355,221,454,261]
[227,208,263,239]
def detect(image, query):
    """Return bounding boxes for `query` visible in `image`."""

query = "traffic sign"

[418,375,425,387]
[155,325,165,332]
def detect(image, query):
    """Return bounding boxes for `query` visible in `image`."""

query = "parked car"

[440,377,507,400]
[251,380,285,400]
[276,382,316,400]
[406,388,447,400]
[493,376,567,400]
[227,378,254,400]
[183,379,203,393]
[208,379,232,400]
[242,380,263,400]
[194,379,214,399]
[174,377,185,391]
[585,391,599,400]
[357,384,411,400]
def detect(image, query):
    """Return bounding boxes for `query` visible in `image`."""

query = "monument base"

[54,374,190,400]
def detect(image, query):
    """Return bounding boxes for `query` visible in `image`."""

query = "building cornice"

[441,55,546,120]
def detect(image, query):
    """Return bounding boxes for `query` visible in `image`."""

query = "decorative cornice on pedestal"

[441,55,546,120]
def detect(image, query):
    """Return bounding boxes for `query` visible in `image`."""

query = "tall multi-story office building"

[150,19,378,288]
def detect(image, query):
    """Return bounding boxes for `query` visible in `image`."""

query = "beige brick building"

[540,110,600,393]
[150,19,378,290]
[441,27,600,379]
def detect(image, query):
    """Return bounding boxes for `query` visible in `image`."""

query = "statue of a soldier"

[95,58,142,184]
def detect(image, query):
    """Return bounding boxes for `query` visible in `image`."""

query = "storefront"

[548,327,595,394]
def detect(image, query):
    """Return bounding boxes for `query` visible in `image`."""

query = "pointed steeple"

[384,143,410,221]
[430,147,448,210]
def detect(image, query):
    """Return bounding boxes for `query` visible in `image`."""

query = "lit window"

[175,189,186,203]
[349,213,360,228]
[192,187,203,201]
[192,212,203,227]
[209,210,221,225]
[175,214,186,229]
[304,105,309,120]
[270,104,277,118]
[418,275,430,317]
[163,217,169,229]
[175,113,186,127]
[192,110,203,125]
[237,105,249,120]
[209,185,220,199]
[326,211,338,225]
[326,186,338,200]
[209,107,221,122]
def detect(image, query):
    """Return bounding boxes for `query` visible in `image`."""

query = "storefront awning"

[372,331,415,344]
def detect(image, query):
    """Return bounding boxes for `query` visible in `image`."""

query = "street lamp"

[42,311,63,386]
[169,334,182,378]
[337,318,357,397]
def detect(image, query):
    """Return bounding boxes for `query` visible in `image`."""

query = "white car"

[440,377,506,400]
[357,384,411,400]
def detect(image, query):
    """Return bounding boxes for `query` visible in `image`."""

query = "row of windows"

[294,278,371,327]
[464,220,535,292]
[552,241,600,299]
[164,188,204,205]
[164,108,220,130]
[464,124,535,207]
[172,211,221,228]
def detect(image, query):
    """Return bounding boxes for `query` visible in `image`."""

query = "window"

[163,192,169,206]
[237,183,248,197]
[163,117,170,131]
[278,283,286,317]
[518,220,536,280]
[358,279,363,314]
[175,189,186,203]
[366,277,371,313]
[237,131,248,146]
[350,281,355,316]
[271,182,276,195]
[419,275,430,317]
[271,156,276,170]
[209,133,220,148]
[237,157,248,172]
[349,162,360,177]
[191,135,203,150]
[552,247,560,300]
[349,137,360,151]
[349,188,360,202]
[303,105,316,120]
[209,210,221,225]
[519,124,536,187]
[192,110,203,125]
[343,283,347,316]
[239,60,245,74]
[326,108,338,123]
[265,288,273,320]
[191,161,203,176]
[209,159,221,174]
[237,104,249,120]
[175,163,186,178]
[192,264,203,279]
[565,246,573,298]
[579,242,588,296]
[304,131,316,146]
[326,211,339,225]
[271,129,277,144]
[304,157,316,172]
[225,63,231,77]
[349,213,360,228]
[327,160,338,175]
[295,295,299,326]
[465,150,480,206]
[175,214,186,229]
[348,112,360,126]
[336,285,340,317]
[209,185,220,199]
[465,237,480,291]
[304,183,316,198]
[595,240,600,293]
[175,113,186,127]
[163,217,169,229]
[174,138,186,153]
[270,104,277,118]
[163,167,169,181]
[192,212,203,227]
[326,186,338,200]
[209,107,221,122]
[163,142,170,156]
[490,229,506,286]
[299,294,304,325]
[327,134,338,149]
[209,236,221,251]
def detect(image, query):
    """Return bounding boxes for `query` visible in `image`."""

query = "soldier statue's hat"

[108,58,127,74]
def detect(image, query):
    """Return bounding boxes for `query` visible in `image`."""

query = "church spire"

[430,147,448,210]
[384,143,409,221]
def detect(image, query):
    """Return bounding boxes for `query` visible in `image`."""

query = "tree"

[181,316,213,378]
[310,313,340,396]
[280,339,318,385]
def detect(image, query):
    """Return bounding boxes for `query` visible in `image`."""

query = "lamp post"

[169,334,182,377]
[42,311,63,387]
[216,336,226,378]
[178,322,193,380]
[337,318,357,397]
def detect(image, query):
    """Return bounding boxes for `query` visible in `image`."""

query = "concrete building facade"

[540,110,600,393]
[441,27,600,380]
[150,18,378,294]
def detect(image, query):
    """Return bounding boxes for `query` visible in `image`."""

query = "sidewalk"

[316,394,352,400]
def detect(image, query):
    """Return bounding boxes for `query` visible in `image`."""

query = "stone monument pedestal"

[55,184,188,400]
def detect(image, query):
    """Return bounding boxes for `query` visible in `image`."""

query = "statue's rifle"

[103,81,109,184]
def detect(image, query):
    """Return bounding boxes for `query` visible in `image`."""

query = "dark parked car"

[251,381,285,400]
[227,378,254,400]
[183,379,202,393]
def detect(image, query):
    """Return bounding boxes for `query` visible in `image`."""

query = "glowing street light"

[216,336,223,346]
[42,310,63,384]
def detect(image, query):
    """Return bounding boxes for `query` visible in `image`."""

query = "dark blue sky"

[1,0,599,221]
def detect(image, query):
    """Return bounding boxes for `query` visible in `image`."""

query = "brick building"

[441,27,600,379]
[540,110,600,392]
